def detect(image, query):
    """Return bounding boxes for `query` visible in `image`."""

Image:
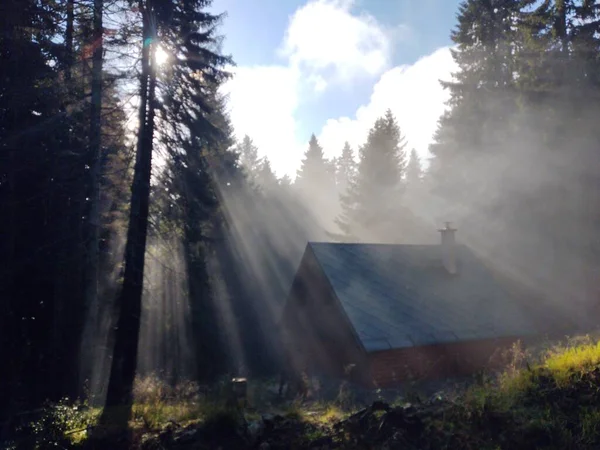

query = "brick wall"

[368,337,519,387]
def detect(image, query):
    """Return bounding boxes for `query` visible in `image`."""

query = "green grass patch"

[543,340,600,385]
[131,401,202,429]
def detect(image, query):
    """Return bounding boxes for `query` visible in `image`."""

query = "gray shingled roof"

[308,242,538,353]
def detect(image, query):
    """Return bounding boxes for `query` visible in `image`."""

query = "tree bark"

[65,0,74,81]
[102,5,156,426]
[85,0,104,355]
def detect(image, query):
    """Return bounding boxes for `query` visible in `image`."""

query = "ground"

[7,332,600,449]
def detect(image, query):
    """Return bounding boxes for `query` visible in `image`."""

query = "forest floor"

[8,332,600,449]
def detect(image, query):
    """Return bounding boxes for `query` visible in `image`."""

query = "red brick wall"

[368,337,519,387]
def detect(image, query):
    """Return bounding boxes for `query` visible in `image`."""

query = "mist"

[134,86,600,382]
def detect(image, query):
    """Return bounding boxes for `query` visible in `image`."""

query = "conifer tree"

[104,0,232,424]
[295,134,337,227]
[406,149,422,187]
[429,0,523,202]
[279,174,293,188]
[236,135,261,178]
[295,134,329,192]
[427,0,600,318]
[336,142,357,196]
[336,109,408,242]
[256,157,278,191]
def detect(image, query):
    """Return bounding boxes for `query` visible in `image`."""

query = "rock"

[259,442,270,450]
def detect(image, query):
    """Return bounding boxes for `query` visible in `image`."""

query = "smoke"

[403,97,600,330]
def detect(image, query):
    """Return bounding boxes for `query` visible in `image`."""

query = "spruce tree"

[429,0,523,204]
[295,134,337,227]
[236,135,261,179]
[336,109,408,242]
[336,142,357,196]
[104,0,232,424]
[295,134,329,192]
[406,149,422,187]
[279,174,293,188]
[256,157,278,191]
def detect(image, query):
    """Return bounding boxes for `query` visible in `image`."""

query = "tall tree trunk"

[86,0,103,313]
[51,0,79,400]
[102,7,156,425]
[65,0,74,81]
[82,0,104,399]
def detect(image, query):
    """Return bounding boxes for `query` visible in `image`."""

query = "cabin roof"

[307,242,538,352]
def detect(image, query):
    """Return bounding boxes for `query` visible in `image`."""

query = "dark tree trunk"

[65,0,74,81]
[102,7,156,425]
[52,0,82,401]
[85,0,103,342]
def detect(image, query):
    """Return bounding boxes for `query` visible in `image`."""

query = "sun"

[155,45,169,66]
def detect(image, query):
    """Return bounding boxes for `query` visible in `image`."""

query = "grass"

[448,335,600,448]
[131,401,202,429]
[495,335,600,396]
[17,333,600,449]
[543,339,600,384]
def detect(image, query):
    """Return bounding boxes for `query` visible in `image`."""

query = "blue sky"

[213,0,462,177]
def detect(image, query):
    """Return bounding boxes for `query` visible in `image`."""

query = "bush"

[9,399,100,449]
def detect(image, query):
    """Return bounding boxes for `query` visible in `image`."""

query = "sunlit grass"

[462,334,600,416]
[318,404,345,423]
[543,339,600,385]
[61,404,102,444]
[131,401,201,429]
[300,402,347,425]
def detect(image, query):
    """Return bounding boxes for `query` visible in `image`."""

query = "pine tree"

[256,157,278,191]
[335,142,357,196]
[406,149,422,187]
[279,174,293,188]
[104,0,233,423]
[84,0,104,361]
[236,135,261,178]
[295,134,337,227]
[429,0,523,204]
[0,0,132,411]
[336,109,408,242]
[295,134,329,192]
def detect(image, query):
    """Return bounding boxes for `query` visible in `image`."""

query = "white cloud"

[221,65,304,177]
[318,47,457,164]
[221,1,454,178]
[280,0,391,84]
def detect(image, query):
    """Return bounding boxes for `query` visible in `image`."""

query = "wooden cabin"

[280,224,549,388]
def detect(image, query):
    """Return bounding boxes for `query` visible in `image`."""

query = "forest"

[2,0,600,445]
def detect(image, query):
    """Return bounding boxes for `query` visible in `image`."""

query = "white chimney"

[438,222,457,275]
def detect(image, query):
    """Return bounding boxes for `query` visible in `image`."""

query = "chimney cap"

[438,221,457,232]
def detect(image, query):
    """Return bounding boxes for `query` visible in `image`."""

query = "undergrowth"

[455,335,600,449]
[11,333,600,449]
